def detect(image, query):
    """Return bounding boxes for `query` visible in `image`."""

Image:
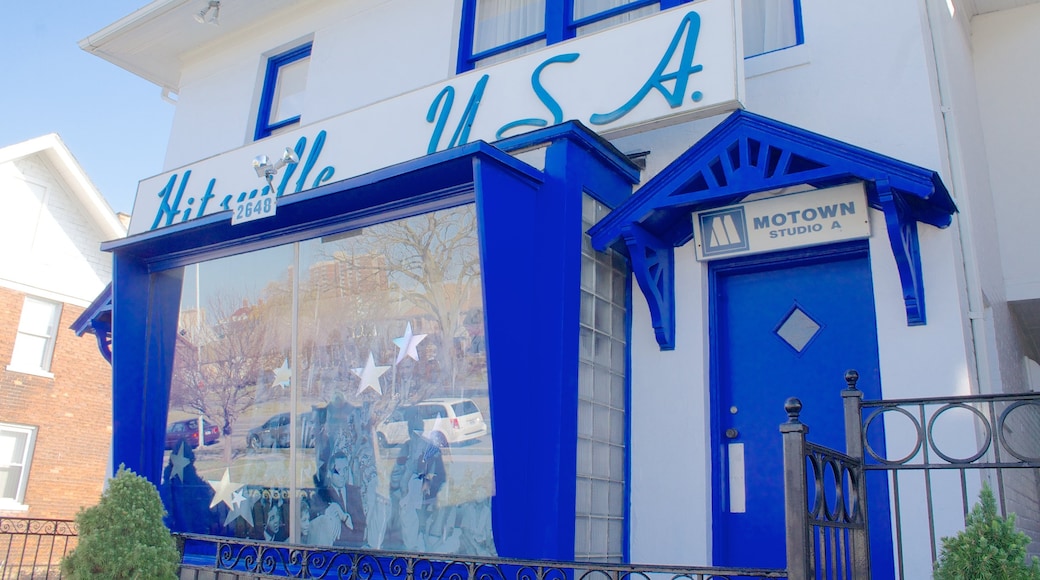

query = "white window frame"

[8,296,62,378]
[0,423,37,510]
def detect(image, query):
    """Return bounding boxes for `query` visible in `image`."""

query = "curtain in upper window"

[460,0,802,71]
[742,0,799,56]
[473,0,546,55]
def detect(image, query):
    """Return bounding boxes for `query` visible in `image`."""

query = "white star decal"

[224,490,255,527]
[271,359,291,388]
[393,322,428,365]
[352,352,390,395]
[169,442,190,482]
[207,468,244,509]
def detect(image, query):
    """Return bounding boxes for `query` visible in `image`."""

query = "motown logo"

[698,206,749,256]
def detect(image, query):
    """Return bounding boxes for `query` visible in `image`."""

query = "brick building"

[0,134,125,520]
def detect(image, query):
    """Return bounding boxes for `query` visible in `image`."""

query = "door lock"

[725,428,739,439]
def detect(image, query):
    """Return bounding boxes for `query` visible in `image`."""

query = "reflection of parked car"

[165,418,220,450]
[247,411,319,449]
[377,398,488,448]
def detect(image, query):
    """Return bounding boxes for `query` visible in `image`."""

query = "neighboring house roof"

[0,133,127,241]
[0,133,125,360]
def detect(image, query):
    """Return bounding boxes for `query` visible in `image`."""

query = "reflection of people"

[306,451,367,546]
[251,498,288,542]
[390,412,445,551]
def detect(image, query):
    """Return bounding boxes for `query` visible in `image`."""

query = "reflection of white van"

[377,398,488,448]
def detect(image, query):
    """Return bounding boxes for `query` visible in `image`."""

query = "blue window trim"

[254,43,312,141]
[457,0,688,73]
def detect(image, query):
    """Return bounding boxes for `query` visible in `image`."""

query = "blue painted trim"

[496,120,642,187]
[588,110,957,347]
[104,142,541,266]
[875,179,927,325]
[254,43,312,141]
[457,0,478,73]
[621,223,675,350]
[457,0,694,72]
[793,0,805,45]
[71,282,111,335]
[570,0,658,30]
[107,124,637,561]
[706,240,872,566]
[90,317,113,364]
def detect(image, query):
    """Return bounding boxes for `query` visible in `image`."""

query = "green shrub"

[934,482,1040,580]
[61,464,180,580]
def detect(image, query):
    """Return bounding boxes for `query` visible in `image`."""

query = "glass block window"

[576,194,628,562]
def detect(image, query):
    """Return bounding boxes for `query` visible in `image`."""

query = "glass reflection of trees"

[161,205,496,556]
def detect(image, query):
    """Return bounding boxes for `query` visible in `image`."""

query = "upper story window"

[742,0,802,57]
[458,0,801,72]
[0,423,37,509]
[254,43,312,141]
[8,296,62,377]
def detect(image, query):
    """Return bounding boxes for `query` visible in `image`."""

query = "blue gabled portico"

[589,109,958,350]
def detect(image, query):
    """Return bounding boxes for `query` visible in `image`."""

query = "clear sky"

[1,2,175,216]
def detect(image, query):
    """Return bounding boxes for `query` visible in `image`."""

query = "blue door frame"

[708,241,894,572]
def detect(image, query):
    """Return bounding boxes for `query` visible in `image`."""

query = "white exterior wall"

[970,0,1040,548]
[973,4,1040,306]
[112,0,1039,572]
[0,154,114,305]
[615,1,974,566]
[164,0,458,171]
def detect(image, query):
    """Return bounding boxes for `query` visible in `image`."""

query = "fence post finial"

[785,397,803,424]
[844,369,860,390]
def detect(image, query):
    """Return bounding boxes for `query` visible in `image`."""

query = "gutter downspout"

[922,0,994,394]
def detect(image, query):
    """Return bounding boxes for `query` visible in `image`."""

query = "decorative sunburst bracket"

[590,110,957,350]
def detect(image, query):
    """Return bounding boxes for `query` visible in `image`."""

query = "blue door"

[710,242,893,573]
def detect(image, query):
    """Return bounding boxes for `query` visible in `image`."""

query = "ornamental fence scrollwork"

[177,534,788,580]
[0,517,79,579]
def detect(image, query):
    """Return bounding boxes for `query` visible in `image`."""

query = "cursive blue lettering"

[293,131,327,194]
[150,172,192,230]
[426,75,489,154]
[589,11,704,126]
[496,53,579,139]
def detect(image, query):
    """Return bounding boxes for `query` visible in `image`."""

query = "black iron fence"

[848,372,1040,578]
[781,394,870,580]
[18,372,1034,580]
[0,518,78,579]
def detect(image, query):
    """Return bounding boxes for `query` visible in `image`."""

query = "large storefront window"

[161,205,496,556]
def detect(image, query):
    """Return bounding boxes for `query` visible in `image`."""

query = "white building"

[80,0,1040,578]
[0,134,125,521]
